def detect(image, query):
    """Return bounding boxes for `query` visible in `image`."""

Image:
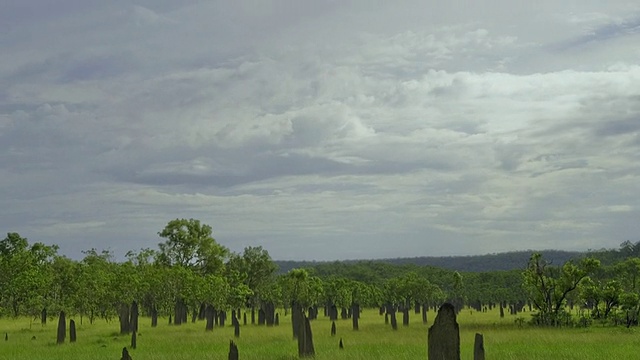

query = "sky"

[1,1,640,261]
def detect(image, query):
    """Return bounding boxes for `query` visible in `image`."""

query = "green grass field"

[1,307,639,359]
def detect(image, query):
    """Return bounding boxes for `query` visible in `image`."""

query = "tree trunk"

[402,307,409,326]
[151,307,158,327]
[422,304,428,324]
[174,299,183,326]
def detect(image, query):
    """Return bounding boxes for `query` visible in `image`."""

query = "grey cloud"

[2,1,640,260]
[493,143,529,172]
[0,1,105,25]
[560,15,640,49]
[124,153,352,188]
[3,53,130,88]
[59,52,138,83]
[594,116,640,137]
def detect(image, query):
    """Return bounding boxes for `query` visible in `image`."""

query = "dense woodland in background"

[275,249,582,273]
[2,218,640,330]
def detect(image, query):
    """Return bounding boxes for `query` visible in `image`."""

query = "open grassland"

[2,307,640,359]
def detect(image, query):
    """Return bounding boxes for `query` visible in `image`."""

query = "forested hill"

[275,250,582,273]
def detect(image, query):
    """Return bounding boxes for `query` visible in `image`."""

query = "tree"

[223,262,253,312]
[49,256,81,318]
[225,246,277,311]
[381,272,443,325]
[523,253,600,326]
[579,277,603,318]
[157,219,228,275]
[125,248,160,317]
[615,258,640,291]
[77,249,117,323]
[113,260,144,333]
[619,291,640,326]
[323,276,353,318]
[580,277,622,319]
[280,269,323,338]
[280,269,323,310]
[242,247,277,306]
[348,279,376,330]
[448,271,466,313]
[0,233,57,317]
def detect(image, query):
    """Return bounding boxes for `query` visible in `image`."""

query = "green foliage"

[464,270,526,304]
[4,221,640,334]
[156,218,228,275]
[280,269,323,309]
[523,253,600,326]
[448,271,466,310]
[614,257,640,291]
[382,272,443,308]
[580,278,623,320]
[225,246,277,307]
[49,256,80,314]
[323,276,353,308]
[0,233,58,318]
[586,240,640,265]
[77,249,118,322]
[277,250,582,273]
[0,220,280,325]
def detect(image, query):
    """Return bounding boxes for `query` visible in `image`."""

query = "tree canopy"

[156,218,228,275]
[1,225,640,330]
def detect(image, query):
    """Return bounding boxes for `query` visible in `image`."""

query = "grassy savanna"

[2,307,640,360]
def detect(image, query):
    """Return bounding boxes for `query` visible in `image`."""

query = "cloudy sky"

[2,1,640,261]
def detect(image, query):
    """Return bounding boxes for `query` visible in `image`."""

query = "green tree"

[77,249,118,323]
[157,218,228,275]
[619,291,640,326]
[615,258,640,291]
[126,248,160,316]
[281,269,323,309]
[201,273,230,311]
[579,277,602,318]
[580,277,622,319]
[382,276,404,308]
[381,272,443,325]
[49,256,80,317]
[523,252,600,326]
[448,271,466,312]
[0,233,58,317]
[225,246,277,309]
[280,269,323,337]
[323,276,353,312]
[223,258,253,311]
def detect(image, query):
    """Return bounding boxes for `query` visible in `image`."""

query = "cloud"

[1,1,640,260]
[563,14,640,47]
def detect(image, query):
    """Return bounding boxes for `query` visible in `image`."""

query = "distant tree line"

[276,250,581,273]
[301,242,640,327]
